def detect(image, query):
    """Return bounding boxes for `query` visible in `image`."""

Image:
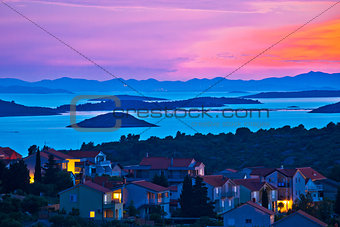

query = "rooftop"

[202,175,229,187]
[131,180,169,192]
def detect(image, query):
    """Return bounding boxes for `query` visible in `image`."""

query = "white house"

[201,175,240,214]
[222,201,275,227]
[125,180,170,218]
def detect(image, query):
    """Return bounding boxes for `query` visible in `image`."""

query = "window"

[165,192,169,198]
[221,200,224,207]
[271,191,275,199]
[245,219,252,224]
[228,199,232,206]
[90,211,95,218]
[70,194,77,202]
[233,186,237,193]
[228,218,235,225]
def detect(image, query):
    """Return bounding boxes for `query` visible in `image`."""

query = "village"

[0,145,338,227]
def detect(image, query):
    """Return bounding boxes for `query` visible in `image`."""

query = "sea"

[1,91,340,156]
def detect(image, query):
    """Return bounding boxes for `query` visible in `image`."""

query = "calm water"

[1,92,340,156]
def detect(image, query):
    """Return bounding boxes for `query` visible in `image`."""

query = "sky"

[0,0,339,81]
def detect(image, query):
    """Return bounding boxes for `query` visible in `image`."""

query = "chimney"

[171,157,174,167]
[123,177,126,185]
[280,165,284,169]
[146,152,149,158]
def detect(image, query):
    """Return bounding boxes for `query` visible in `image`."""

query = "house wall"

[125,184,170,218]
[60,185,103,220]
[293,171,306,201]
[223,204,274,227]
[239,186,251,204]
[273,214,324,227]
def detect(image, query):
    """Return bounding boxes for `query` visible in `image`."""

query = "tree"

[4,160,30,193]
[152,172,169,187]
[191,176,215,218]
[262,189,269,209]
[127,201,137,217]
[0,161,7,193]
[28,145,38,156]
[335,187,340,215]
[179,175,193,217]
[34,149,42,183]
[43,154,58,184]
[292,193,314,214]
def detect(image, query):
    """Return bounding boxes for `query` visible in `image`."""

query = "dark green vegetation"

[178,176,215,218]
[243,90,340,98]
[292,193,334,224]
[68,112,158,128]
[310,101,340,113]
[78,122,340,178]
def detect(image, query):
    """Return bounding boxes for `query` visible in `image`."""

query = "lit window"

[90,211,95,218]
[113,192,121,203]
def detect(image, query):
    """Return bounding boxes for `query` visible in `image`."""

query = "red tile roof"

[0,147,22,160]
[245,201,275,215]
[296,210,327,227]
[45,149,72,160]
[274,210,327,227]
[68,151,101,158]
[84,181,111,193]
[168,185,178,192]
[225,168,238,173]
[276,168,297,177]
[250,168,275,177]
[202,175,229,187]
[132,180,169,192]
[233,179,266,191]
[297,167,327,181]
[140,157,197,169]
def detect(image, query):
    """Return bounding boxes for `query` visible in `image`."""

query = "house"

[218,168,249,179]
[168,184,182,213]
[222,201,274,227]
[0,147,22,160]
[316,178,340,201]
[124,156,205,183]
[233,178,277,212]
[273,210,327,227]
[250,167,305,212]
[67,151,123,177]
[125,180,170,218]
[24,149,70,183]
[59,181,123,220]
[298,167,327,202]
[201,175,240,213]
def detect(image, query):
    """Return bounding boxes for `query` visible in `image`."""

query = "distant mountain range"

[243,90,340,98]
[1,71,340,92]
[0,85,72,94]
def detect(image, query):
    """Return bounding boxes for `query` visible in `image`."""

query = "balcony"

[306,185,323,192]
[221,191,234,198]
[103,199,121,208]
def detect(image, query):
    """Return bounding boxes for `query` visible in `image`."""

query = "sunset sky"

[0,0,339,81]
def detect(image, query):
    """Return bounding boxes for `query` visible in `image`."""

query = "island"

[242,90,340,98]
[57,97,261,112]
[68,112,158,128]
[310,102,340,113]
[0,99,59,117]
